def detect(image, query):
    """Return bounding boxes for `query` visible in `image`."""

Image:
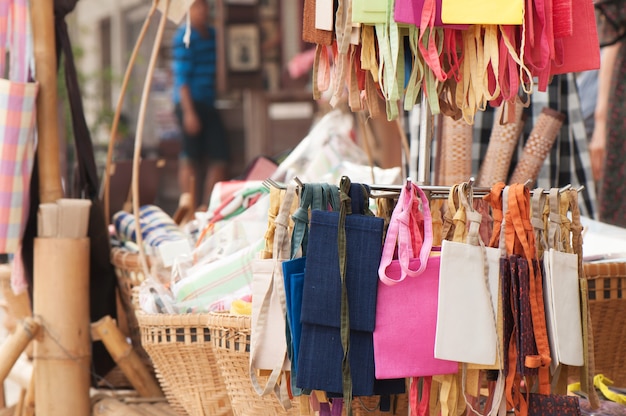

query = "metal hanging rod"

[262,177,584,197]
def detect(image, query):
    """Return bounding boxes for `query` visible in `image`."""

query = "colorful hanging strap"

[506,184,551,396]
[337,176,353,416]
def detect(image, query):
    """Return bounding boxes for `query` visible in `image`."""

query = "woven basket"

[207,312,409,416]
[136,311,233,416]
[136,311,232,416]
[110,247,150,357]
[584,262,626,386]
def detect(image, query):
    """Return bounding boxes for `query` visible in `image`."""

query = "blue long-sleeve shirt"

[171,25,217,106]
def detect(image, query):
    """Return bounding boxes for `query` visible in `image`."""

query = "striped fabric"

[171,238,264,311]
[113,205,187,250]
[0,0,37,254]
[471,74,597,218]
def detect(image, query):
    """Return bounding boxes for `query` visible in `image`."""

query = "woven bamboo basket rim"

[136,311,214,335]
[111,247,151,271]
[205,311,409,416]
[135,310,232,416]
[583,261,626,386]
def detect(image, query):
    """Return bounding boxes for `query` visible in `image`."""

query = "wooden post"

[33,238,91,416]
[31,0,63,203]
[91,316,163,398]
[0,318,39,384]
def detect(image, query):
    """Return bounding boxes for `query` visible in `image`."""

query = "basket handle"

[102,1,158,223]
[131,0,172,277]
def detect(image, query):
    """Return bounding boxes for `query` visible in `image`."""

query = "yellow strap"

[360,25,379,82]
[595,375,626,405]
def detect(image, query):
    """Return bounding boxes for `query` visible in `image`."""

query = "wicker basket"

[207,312,409,416]
[584,262,626,386]
[136,311,232,416]
[110,247,149,356]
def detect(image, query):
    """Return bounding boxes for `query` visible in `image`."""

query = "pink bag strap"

[410,377,432,416]
[523,0,554,91]
[378,181,433,285]
[418,0,446,82]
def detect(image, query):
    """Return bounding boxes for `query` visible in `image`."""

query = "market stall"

[2,0,626,415]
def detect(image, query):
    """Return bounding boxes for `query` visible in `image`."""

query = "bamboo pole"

[33,238,91,416]
[103,0,158,223]
[0,318,39,384]
[91,316,163,398]
[132,0,171,276]
[20,371,34,416]
[31,0,63,203]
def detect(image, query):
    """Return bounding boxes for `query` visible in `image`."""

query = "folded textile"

[113,205,186,248]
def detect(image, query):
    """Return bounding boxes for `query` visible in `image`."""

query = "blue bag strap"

[291,183,313,259]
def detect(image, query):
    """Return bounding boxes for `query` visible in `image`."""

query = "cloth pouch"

[374,181,458,379]
[550,0,600,75]
[249,184,298,408]
[394,0,468,29]
[352,0,388,24]
[441,0,523,25]
[297,209,384,396]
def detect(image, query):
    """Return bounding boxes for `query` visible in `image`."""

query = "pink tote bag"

[374,181,458,379]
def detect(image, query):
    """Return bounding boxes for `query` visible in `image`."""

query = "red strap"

[443,28,463,82]
[523,0,555,91]
[418,0,447,82]
[410,377,432,416]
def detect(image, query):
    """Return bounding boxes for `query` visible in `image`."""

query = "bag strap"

[451,185,468,243]
[523,0,554,91]
[547,188,564,252]
[403,25,425,112]
[249,183,297,407]
[409,377,432,416]
[484,182,506,249]
[261,187,284,259]
[338,176,353,416]
[568,189,600,408]
[360,24,379,83]
[374,0,401,120]
[441,184,460,241]
[378,181,433,284]
[291,183,339,259]
[531,187,548,259]
[506,184,551,395]
[558,191,573,254]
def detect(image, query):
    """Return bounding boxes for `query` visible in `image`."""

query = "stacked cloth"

[113,205,187,252]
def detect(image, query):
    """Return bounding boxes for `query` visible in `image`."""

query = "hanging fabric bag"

[374,180,458,379]
[540,188,584,369]
[249,183,298,409]
[297,177,395,403]
[0,0,38,254]
[440,0,524,25]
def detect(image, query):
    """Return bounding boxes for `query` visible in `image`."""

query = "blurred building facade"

[71,0,318,211]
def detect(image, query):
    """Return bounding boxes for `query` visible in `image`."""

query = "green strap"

[404,26,425,111]
[338,176,353,416]
[291,184,313,259]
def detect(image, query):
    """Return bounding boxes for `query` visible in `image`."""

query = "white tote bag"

[541,189,584,369]
[249,183,297,408]
[435,184,501,366]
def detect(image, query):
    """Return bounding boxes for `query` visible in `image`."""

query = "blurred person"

[589,0,626,226]
[172,0,230,208]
